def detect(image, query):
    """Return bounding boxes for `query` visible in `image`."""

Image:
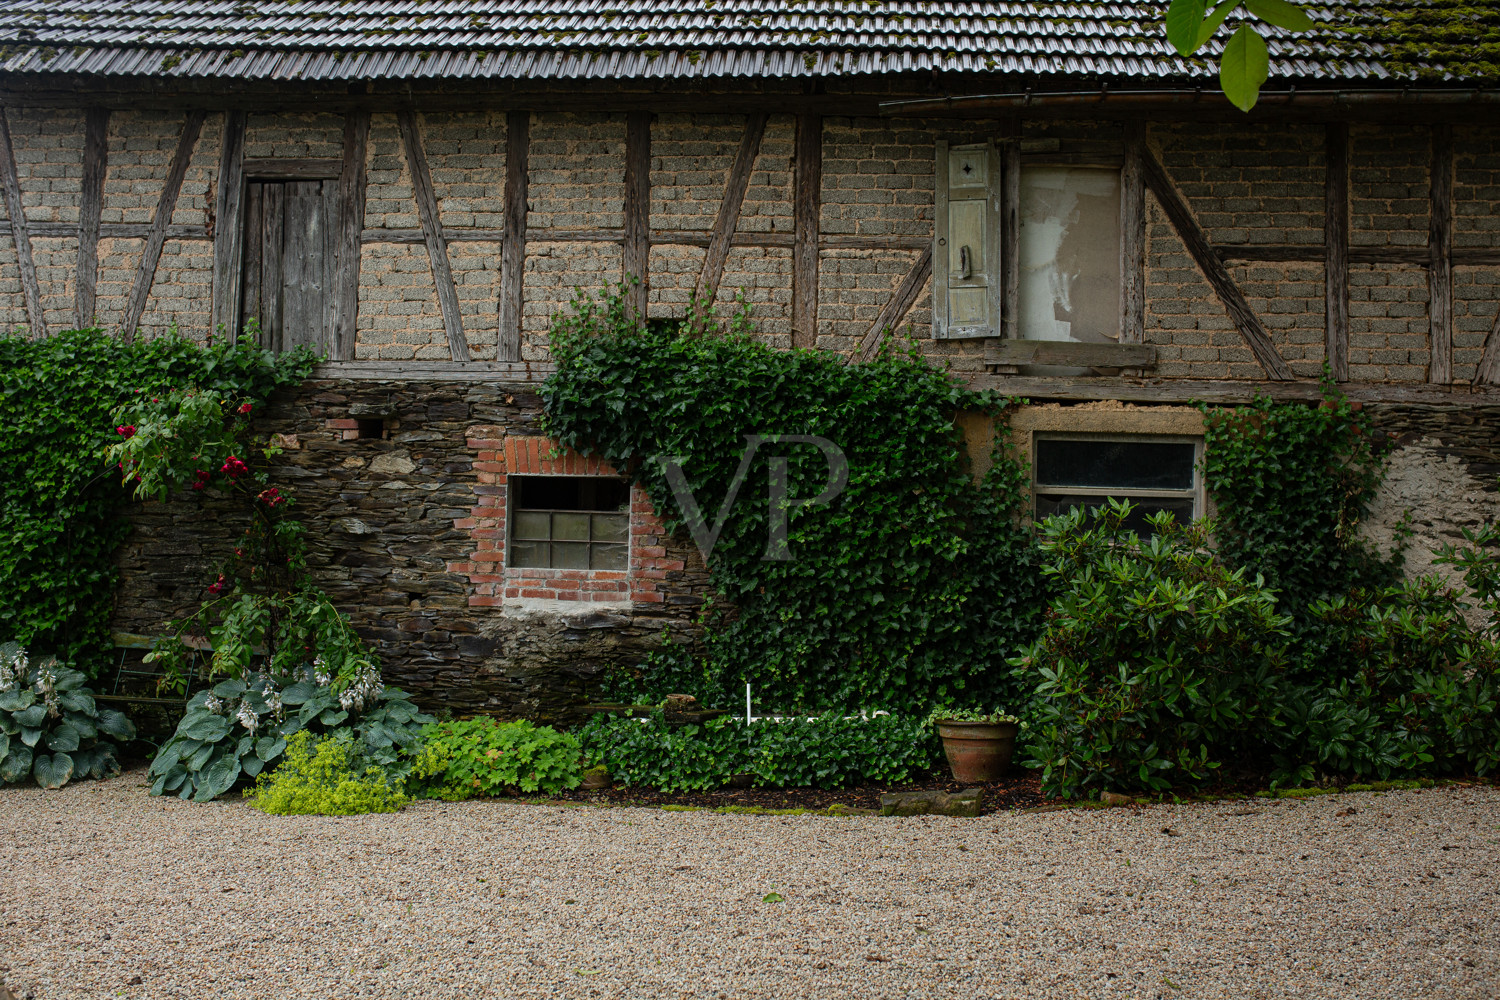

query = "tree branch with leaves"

[1166,0,1319,111]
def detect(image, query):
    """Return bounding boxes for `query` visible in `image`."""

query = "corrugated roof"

[0,1,1481,84]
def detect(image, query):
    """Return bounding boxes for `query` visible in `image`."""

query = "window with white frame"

[1031,433,1202,531]
[508,476,630,570]
[933,141,1127,347]
[1016,166,1121,343]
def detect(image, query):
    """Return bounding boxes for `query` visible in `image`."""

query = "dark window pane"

[1035,493,1195,532]
[509,540,548,568]
[514,475,628,511]
[1035,439,1195,490]
[552,542,590,569]
[512,510,551,540]
[553,512,590,541]
[592,543,628,570]
[592,513,629,543]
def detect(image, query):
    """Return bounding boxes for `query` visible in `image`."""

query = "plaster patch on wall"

[1364,438,1500,628]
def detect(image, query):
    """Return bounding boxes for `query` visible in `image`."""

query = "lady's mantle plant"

[0,642,135,788]
[107,370,431,801]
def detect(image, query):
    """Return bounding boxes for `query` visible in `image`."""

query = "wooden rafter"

[1120,121,1146,345]
[852,246,932,363]
[1324,122,1351,382]
[397,108,469,362]
[210,109,247,341]
[1428,123,1454,385]
[75,108,108,330]
[1141,144,1294,381]
[792,112,821,349]
[121,109,205,344]
[693,112,767,308]
[331,110,370,361]
[622,111,651,318]
[497,110,529,363]
[0,107,45,338]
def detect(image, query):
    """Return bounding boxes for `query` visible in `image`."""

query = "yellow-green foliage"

[247,731,408,816]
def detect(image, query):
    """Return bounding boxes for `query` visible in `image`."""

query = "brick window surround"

[450,430,683,606]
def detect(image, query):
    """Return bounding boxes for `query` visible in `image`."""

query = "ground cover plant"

[0,641,135,788]
[0,328,313,676]
[410,717,583,799]
[543,286,1047,713]
[577,711,940,792]
[247,730,410,816]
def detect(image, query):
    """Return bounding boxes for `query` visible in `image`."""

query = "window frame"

[1029,431,1205,525]
[505,474,631,572]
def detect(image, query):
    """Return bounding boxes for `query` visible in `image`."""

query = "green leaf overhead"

[1220,23,1271,112]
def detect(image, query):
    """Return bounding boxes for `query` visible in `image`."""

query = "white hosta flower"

[336,660,385,715]
[263,689,284,720]
[203,693,224,714]
[0,646,26,690]
[236,700,259,732]
[34,660,61,718]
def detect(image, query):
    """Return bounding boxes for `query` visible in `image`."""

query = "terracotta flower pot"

[935,720,1019,783]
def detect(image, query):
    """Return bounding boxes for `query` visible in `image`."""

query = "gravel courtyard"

[1,772,1496,1000]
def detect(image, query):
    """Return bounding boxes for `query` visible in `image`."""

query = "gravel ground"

[1,771,1496,1000]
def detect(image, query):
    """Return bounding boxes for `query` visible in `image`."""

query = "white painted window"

[1016,166,1121,343]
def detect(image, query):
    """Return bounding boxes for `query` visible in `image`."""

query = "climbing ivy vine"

[0,328,313,677]
[542,288,1048,712]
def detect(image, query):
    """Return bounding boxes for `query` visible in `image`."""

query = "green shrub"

[0,328,312,674]
[543,287,1046,711]
[1017,500,1500,798]
[410,717,583,799]
[577,711,940,792]
[147,668,432,801]
[1202,390,1400,612]
[247,730,408,816]
[1017,501,1292,798]
[0,641,135,788]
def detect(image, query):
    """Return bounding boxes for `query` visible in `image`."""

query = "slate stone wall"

[111,378,710,723]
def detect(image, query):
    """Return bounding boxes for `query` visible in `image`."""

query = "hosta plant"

[0,642,135,788]
[148,657,433,801]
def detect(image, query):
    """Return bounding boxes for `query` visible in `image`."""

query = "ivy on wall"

[1201,389,1401,612]
[0,328,312,677]
[543,289,1048,712]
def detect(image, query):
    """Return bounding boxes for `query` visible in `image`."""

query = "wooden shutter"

[241,179,338,353]
[933,140,1000,339]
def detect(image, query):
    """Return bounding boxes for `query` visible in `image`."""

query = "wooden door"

[240,179,338,353]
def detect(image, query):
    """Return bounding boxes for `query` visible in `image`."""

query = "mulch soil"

[550,769,1060,814]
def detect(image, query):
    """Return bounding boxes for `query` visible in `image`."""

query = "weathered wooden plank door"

[240,179,337,352]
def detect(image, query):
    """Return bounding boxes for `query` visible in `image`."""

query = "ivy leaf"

[1220,23,1270,112]
[1165,0,1210,55]
[1244,0,1313,32]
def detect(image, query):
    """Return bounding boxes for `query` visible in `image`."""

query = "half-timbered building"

[0,1,1496,715]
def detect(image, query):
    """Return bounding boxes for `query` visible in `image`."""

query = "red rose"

[238,403,253,415]
[116,425,135,438]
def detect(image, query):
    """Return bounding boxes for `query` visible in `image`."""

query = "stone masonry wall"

[111,378,709,722]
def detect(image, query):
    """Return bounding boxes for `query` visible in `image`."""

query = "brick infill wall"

[449,428,684,606]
